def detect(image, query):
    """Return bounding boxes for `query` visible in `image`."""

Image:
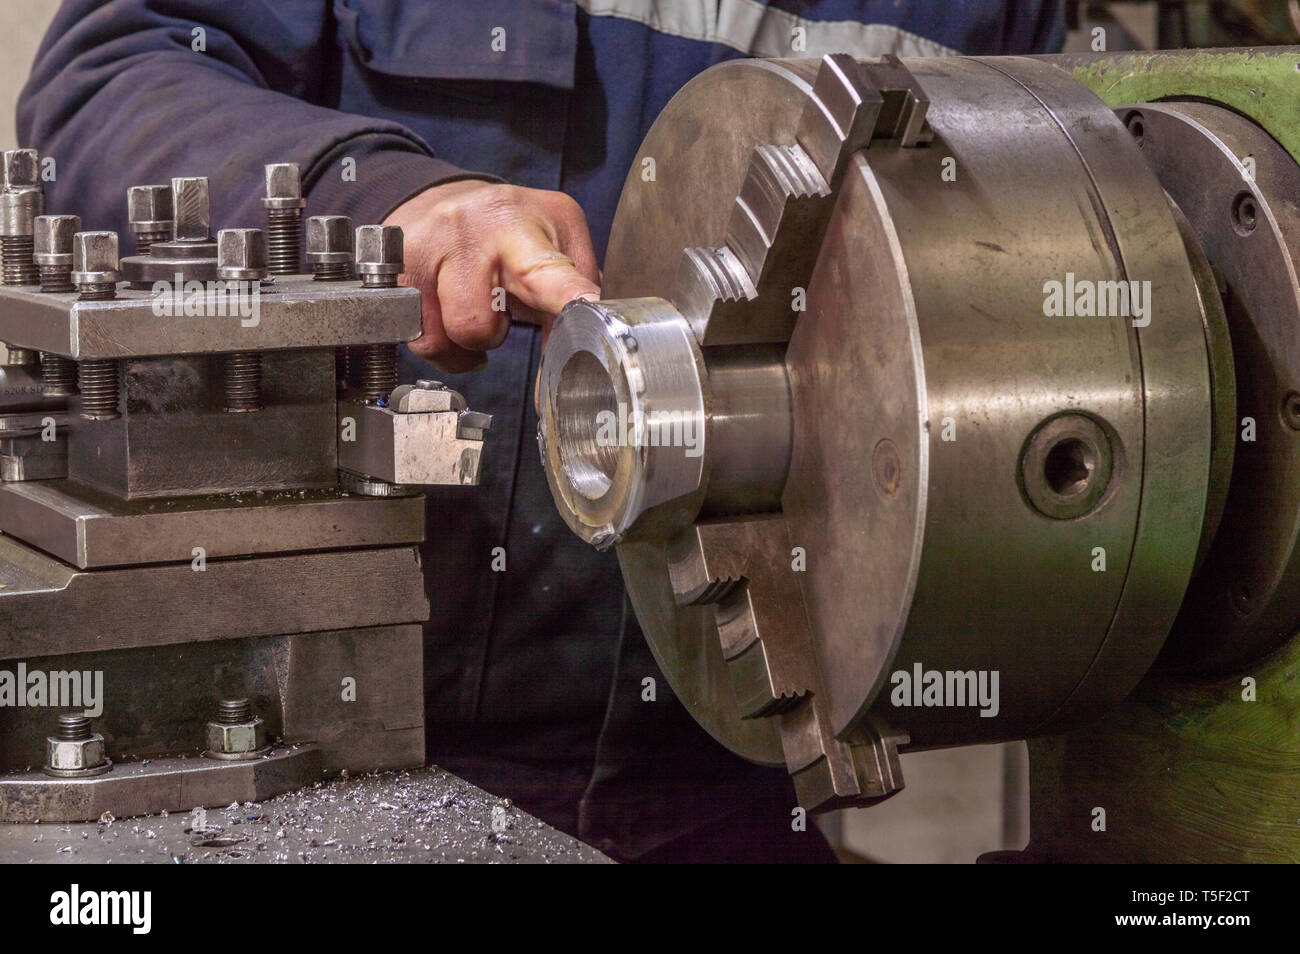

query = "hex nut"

[204,718,268,760]
[44,733,110,777]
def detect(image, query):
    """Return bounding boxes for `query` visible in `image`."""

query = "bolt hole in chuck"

[1019,414,1118,521]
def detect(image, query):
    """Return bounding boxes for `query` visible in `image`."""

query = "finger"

[436,248,513,354]
[401,269,490,372]
[498,218,602,317]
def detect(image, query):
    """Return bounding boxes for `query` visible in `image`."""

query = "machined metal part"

[307,215,355,280]
[338,385,489,487]
[71,230,119,300]
[263,162,306,275]
[43,713,111,778]
[0,159,491,828]
[204,699,270,761]
[0,623,425,779]
[539,53,1231,809]
[356,224,403,287]
[0,481,424,569]
[1120,100,1300,673]
[0,149,44,288]
[2,745,321,823]
[0,275,421,358]
[0,432,68,482]
[126,184,173,254]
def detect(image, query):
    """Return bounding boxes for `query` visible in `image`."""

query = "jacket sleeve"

[16,0,490,243]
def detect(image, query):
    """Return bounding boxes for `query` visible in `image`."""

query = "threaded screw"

[358,344,398,402]
[263,163,305,275]
[77,359,120,420]
[41,353,76,396]
[223,351,263,412]
[55,713,92,741]
[335,347,351,392]
[1,235,39,285]
[217,228,269,413]
[218,699,253,725]
[1,149,43,285]
[38,265,74,293]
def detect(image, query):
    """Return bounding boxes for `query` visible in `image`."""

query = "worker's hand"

[384,179,601,372]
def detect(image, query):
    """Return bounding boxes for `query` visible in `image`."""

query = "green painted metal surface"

[1068,48,1300,162]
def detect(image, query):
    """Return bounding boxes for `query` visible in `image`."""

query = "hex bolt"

[33,214,81,394]
[0,150,44,286]
[352,225,404,401]
[72,231,123,419]
[262,162,306,275]
[72,230,120,300]
[306,214,354,281]
[311,214,358,392]
[171,176,211,242]
[43,711,111,778]
[0,148,39,191]
[218,698,253,724]
[217,228,269,413]
[56,713,91,740]
[355,224,403,288]
[127,184,173,254]
[34,214,80,292]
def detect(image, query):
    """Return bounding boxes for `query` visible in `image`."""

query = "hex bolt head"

[355,224,404,277]
[1,149,39,191]
[204,699,268,760]
[71,231,120,284]
[43,713,110,777]
[171,176,211,241]
[217,228,269,281]
[127,184,173,232]
[33,214,81,266]
[262,162,306,210]
[306,215,354,263]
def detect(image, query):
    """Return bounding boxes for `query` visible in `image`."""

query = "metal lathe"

[4,45,1300,863]
[537,46,1300,863]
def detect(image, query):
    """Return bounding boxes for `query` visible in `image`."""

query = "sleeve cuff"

[304,138,502,227]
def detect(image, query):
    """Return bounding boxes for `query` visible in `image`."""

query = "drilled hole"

[1043,437,1095,497]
